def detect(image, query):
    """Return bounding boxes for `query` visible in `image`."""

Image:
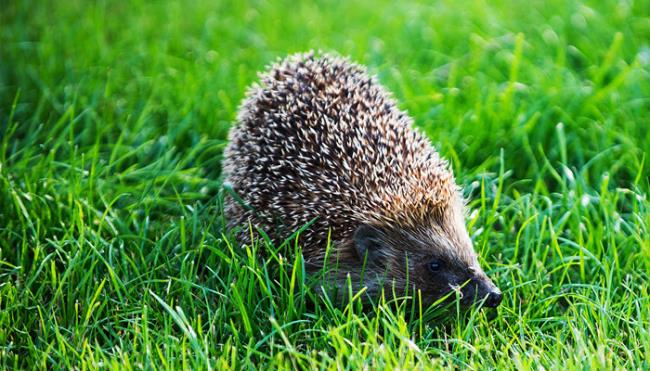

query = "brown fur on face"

[313,195,501,308]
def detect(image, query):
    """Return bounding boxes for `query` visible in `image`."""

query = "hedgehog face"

[353,199,501,308]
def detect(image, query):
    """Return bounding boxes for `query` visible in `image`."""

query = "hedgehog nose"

[476,277,502,308]
[484,289,502,308]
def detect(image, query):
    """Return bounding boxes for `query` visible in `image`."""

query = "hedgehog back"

[223,53,454,257]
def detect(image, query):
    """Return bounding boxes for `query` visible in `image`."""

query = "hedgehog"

[222,52,502,308]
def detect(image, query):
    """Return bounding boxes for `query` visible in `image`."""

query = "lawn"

[1,0,649,368]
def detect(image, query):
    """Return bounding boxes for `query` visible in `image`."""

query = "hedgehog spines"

[223,51,457,254]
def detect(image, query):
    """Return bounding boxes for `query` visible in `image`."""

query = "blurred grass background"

[1,0,649,368]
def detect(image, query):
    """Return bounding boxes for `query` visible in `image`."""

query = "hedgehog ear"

[354,224,384,263]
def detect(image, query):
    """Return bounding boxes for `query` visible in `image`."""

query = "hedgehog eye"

[428,259,442,272]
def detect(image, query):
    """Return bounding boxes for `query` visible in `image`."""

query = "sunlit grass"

[1,0,649,368]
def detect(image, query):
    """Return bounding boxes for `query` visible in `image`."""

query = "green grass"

[1,0,649,368]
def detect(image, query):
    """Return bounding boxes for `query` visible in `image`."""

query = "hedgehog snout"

[482,282,502,308]
[477,277,502,308]
[461,276,502,308]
